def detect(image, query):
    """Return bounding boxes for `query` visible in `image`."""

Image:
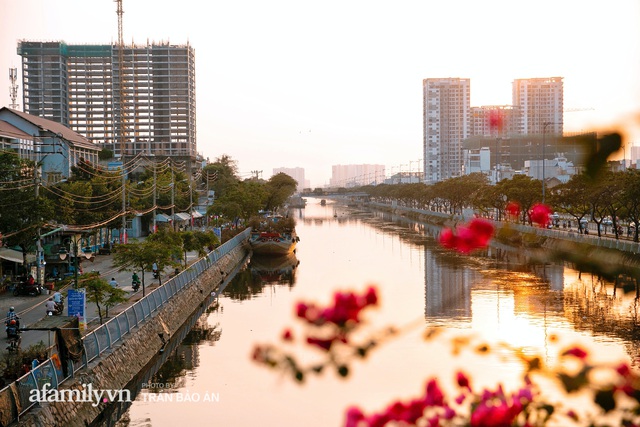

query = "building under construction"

[17,40,196,163]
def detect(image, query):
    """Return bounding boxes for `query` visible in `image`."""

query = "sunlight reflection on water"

[124,197,634,426]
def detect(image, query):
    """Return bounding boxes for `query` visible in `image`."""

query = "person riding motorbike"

[6,319,20,351]
[6,307,20,330]
[45,298,57,315]
[132,272,141,291]
[6,319,19,339]
[53,291,64,312]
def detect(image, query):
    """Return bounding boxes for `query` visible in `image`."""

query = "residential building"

[272,167,308,191]
[0,107,100,184]
[329,164,385,188]
[512,77,563,135]
[423,78,470,183]
[17,40,196,166]
[462,147,491,175]
[470,105,519,137]
[524,155,576,184]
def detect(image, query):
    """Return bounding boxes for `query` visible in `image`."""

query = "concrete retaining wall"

[16,244,249,427]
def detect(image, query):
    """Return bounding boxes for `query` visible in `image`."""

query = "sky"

[1,0,640,187]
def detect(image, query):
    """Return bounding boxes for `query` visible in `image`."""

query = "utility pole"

[152,158,157,233]
[34,165,43,286]
[189,175,193,230]
[171,167,175,231]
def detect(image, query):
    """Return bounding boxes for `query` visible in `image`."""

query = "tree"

[264,173,298,212]
[202,155,240,200]
[112,241,155,296]
[146,229,184,285]
[82,272,127,324]
[180,230,219,269]
[497,175,542,224]
[0,152,54,264]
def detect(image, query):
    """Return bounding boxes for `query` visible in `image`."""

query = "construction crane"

[115,0,128,243]
[115,0,127,158]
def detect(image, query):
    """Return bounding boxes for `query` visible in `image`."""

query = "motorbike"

[152,270,159,279]
[5,320,21,351]
[5,319,20,337]
[46,302,63,316]
[13,281,42,297]
[132,279,141,292]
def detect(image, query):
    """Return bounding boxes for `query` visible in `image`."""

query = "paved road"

[0,251,196,358]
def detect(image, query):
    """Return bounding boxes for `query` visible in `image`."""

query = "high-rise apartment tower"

[512,77,563,135]
[17,41,197,161]
[423,78,470,183]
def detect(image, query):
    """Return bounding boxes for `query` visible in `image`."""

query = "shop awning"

[173,213,191,221]
[191,211,203,218]
[0,248,25,264]
[154,213,171,223]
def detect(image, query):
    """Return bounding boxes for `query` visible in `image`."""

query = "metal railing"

[0,228,250,422]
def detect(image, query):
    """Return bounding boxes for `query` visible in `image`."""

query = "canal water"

[119,197,638,426]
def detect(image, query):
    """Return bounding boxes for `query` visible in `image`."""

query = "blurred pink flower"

[530,203,552,228]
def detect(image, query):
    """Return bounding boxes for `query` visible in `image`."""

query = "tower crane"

[115,0,127,158]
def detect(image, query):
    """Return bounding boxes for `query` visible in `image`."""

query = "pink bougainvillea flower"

[306,336,335,351]
[506,201,521,219]
[562,346,588,359]
[456,371,471,389]
[439,219,495,254]
[281,328,294,342]
[344,406,365,427]
[530,203,552,228]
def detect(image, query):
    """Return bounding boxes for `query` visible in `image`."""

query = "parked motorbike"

[13,282,42,297]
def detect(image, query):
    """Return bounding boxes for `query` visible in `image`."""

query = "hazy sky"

[2,0,639,187]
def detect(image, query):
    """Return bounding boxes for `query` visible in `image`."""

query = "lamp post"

[495,137,501,184]
[542,121,562,204]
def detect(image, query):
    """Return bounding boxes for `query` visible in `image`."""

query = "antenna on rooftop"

[9,68,19,110]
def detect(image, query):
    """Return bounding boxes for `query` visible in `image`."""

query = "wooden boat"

[249,215,299,255]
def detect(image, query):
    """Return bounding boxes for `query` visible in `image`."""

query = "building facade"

[0,107,100,184]
[17,41,196,162]
[512,77,563,135]
[423,78,470,183]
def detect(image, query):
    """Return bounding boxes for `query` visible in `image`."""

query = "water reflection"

[222,254,300,300]
[120,197,640,426]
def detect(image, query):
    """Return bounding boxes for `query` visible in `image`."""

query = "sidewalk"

[0,251,198,359]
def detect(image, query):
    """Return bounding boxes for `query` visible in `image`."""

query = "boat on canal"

[248,215,299,255]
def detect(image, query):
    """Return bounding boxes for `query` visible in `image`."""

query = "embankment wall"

[16,244,249,427]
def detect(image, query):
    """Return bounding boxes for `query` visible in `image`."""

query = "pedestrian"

[109,277,118,288]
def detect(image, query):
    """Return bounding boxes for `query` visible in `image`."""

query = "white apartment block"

[329,164,385,188]
[423,78,470,183]
[272,167,306,191]
[512,77,563,135]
